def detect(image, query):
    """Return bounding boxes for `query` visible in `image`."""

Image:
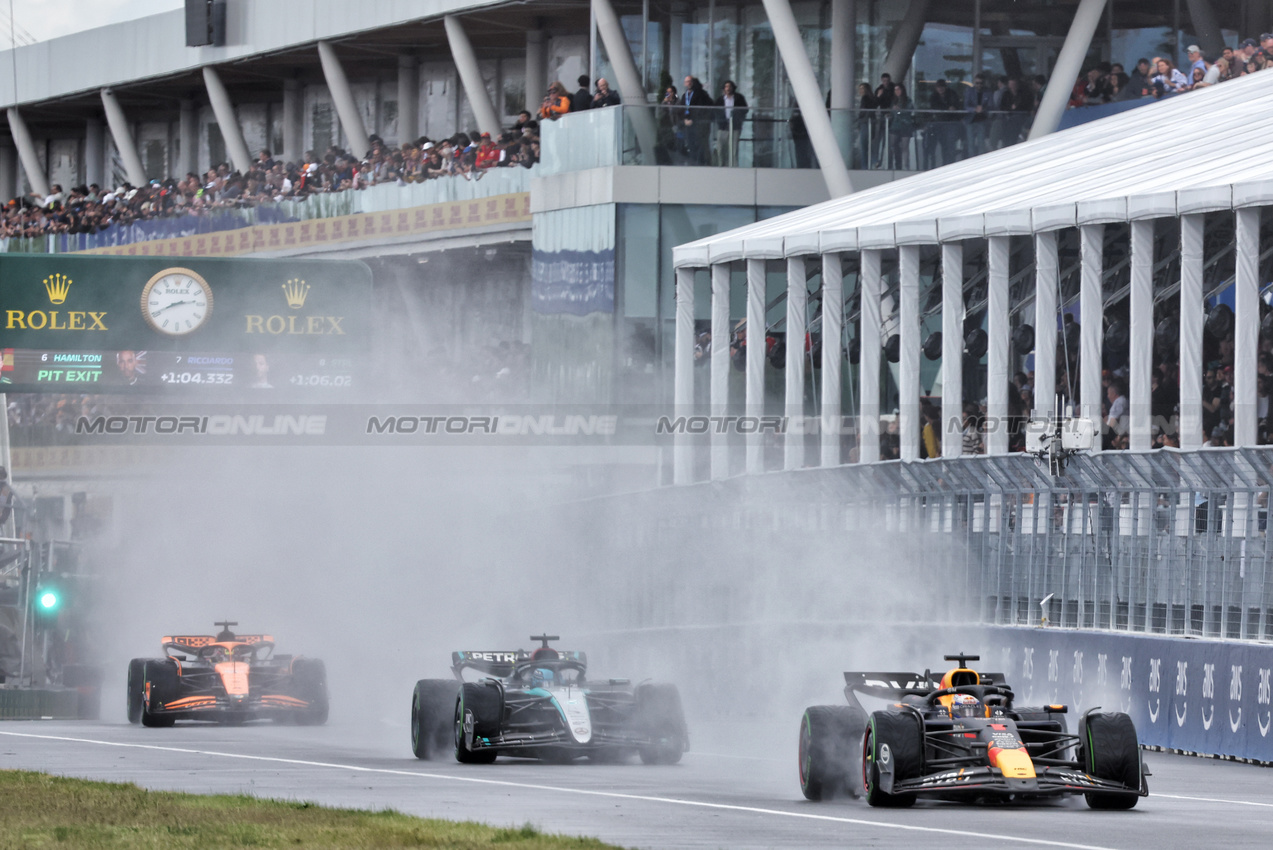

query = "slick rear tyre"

[412,679,457,760]
[863,711,922,808]
[291,658,329,726]
[140,659,177,728]
[1081,712,1142,810]
[799,705,867,801]
[127,659,146,724]
[635,683,689,765]
[454,682,499,764]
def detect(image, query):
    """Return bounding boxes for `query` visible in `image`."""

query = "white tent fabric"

[673,69,1273,267]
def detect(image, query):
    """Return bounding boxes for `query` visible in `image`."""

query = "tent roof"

[673,69,1273,268]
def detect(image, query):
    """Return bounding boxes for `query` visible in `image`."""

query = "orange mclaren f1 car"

[126,621,328,726]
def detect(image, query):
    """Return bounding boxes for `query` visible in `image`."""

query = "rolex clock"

[141,267,213,335]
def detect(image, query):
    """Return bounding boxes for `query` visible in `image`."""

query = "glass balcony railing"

[538,104,1039,174]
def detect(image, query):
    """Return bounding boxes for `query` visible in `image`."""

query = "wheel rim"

[411,692,420,750]
[798,714,812,788]
[862,727,874,795]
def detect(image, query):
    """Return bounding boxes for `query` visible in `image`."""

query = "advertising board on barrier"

[983,626,1273,763]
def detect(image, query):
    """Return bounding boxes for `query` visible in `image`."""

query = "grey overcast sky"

[8,0,183,43]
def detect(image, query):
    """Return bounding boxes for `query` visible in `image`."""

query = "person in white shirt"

[1150,57,1189,94]
[1106,378,1129,441]
[713,80,748,167]
[29,184,64,209]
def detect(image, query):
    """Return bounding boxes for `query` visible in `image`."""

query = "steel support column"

[1029,0,1109,140]
[859,250,882,463]
[99,88,146,187]
[987,236,1010,455]
[899,245,921,461]
[942,242,964,457]
[1129,219,1154,451]
[1033,231,1058,418]
[710,263,732,479]
[6,108,50,199]
[760,0,853,197]
[444,16,501,138]
[882,0,931,82]
[282,82,303,165]
[784,256,808,470]
[1080,225,1104,449]
[593,0,660,163]
[746,259,767,474]
[829,0,856,159]
[1185,0,1226,59]
[821,252,844,467]
[176,101,197,177]
[674,267,696,484]
[0,141,14,202]
[84,118,105,189]
[202,66,253,174]
[397,55,420,143]
[526,30,546,122]
[1179,215,1204,450]
[1235,207,1260,447]
[318,40,372,157]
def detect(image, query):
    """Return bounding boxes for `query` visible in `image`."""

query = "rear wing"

[843,670,1007,707]
[453,650,521,678]
[163,634,273,649]
[451,649,588,679]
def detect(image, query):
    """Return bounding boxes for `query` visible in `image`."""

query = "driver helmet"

[951,693,983,718]
[531,667,555,687]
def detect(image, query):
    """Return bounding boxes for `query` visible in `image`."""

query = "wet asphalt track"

[1,717,1269,849]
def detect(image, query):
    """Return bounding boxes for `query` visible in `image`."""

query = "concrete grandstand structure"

[5,0,1270,408]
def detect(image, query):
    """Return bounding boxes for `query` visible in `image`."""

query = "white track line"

[0,729,1115,850]
[1153,793,1273,808]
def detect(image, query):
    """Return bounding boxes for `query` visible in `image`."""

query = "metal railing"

[809,448,1273,640]
[539,104,1038,173]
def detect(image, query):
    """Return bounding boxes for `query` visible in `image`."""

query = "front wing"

[149,667,316,722]
[153,692,316,721]
[465,689,655,754]
[891,765,1146,799]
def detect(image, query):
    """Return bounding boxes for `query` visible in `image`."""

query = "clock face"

[141,268,213,336]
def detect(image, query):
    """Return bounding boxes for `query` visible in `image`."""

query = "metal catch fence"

[819,448,1273,641]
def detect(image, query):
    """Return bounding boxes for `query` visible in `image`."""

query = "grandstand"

[7,0,1263,409]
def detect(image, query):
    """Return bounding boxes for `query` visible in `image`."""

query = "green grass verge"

[0,769,622,849]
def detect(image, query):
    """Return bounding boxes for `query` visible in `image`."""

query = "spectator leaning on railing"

[3,116,542,240]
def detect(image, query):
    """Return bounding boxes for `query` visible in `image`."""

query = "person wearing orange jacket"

[539,82,572,120]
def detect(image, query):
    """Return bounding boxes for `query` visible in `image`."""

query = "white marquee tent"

[670,69,1273,484]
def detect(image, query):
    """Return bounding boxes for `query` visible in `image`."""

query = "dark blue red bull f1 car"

[799,653,1148,809]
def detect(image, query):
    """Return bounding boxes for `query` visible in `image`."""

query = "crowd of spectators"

[3,120,542,240]
[1073,34,1273,105]
[885,299,1265,461]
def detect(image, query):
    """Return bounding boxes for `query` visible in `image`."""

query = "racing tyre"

[863,711,922,807]
[412,679,457,759]
[635,683,689,765]
[1080,712,1142,810]
[140,659,178,728]
[454,682,500,764]
[126,659,147,724]
[799,704,867,800]
[291,658,329,726]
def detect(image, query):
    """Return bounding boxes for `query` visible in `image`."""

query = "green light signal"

[38,590,60,610]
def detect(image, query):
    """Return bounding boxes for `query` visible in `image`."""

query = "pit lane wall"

[981,626,1273,763]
